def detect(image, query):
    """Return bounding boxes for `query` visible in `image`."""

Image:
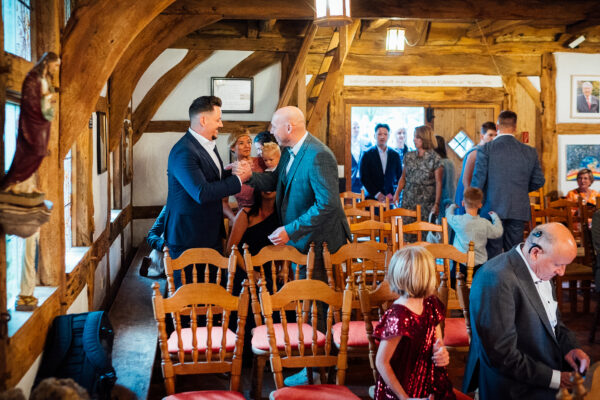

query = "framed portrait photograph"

[571,75,600,118]
[211,77,253,113]
[96,112,108,174]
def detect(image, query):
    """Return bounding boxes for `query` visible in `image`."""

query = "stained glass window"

[3,0,31,61]
[448,130,474,159]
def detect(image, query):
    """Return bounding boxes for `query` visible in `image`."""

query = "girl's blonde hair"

[261,142,281,157]
[387,246,437,298]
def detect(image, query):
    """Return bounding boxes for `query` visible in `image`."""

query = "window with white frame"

[448,130,474,159]
[2,0,31,61]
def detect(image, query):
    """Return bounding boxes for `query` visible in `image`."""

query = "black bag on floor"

[35,311,117,399]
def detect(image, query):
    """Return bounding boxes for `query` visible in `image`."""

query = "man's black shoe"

[140,256,151,277]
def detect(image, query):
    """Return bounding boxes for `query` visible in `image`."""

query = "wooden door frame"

[343,100,501,191]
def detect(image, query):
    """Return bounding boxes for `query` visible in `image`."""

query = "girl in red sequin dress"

[374,246,456,400]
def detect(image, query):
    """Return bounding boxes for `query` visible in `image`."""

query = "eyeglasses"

[528,230,543,254]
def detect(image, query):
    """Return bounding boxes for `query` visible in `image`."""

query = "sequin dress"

[373,296,456,400]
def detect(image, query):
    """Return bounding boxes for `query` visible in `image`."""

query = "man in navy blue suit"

[472,110,545,259]
[359,123,402,201]
[163,96,247,262]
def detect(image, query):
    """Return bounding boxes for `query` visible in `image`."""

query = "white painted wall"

[92,112,109,242]
[93,255,108,310]
[123,182,131,207]
[67,284,89,314]
[133,219,154,247]
[124,223,132,253]
[109,238,121,286]
[16,354,42,397]
[555,52,600,124]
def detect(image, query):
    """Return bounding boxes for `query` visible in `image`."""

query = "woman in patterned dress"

[394,125,443,221]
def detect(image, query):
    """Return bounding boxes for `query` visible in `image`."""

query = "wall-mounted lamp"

[314,0,352,27]
[386,27,406,53]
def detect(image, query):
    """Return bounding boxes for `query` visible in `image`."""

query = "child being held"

[261,142,281,172]
[446,187,503,283]
[374,246,456,400]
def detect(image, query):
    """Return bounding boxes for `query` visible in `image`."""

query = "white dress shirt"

[378,146,388,173]
[286,132,308,174]
[516,244,561,389]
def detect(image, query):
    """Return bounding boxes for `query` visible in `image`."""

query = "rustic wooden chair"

[529,187,545,210]
[355,198,389,222]
[164,246,238,296]
[349,219,393,248]
[339,190,364,209]
[243,243,315,400]
[402,218,449,244]
[152,281,249,397]
[343,206,371,225]
[257,278,359,399]
[382,205,422,251]
[322,241,390,360]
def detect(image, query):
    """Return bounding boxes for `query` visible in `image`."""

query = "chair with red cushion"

[244,244,315,400]
[152,281,249,397]
[257,278,359,400]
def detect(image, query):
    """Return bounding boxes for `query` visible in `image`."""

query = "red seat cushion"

[251,323,326,351]
[164,391,245,400]
[453,388,473,399]
[270,384,360,399]
[167,327,237,353]
[332,321,378,347]
[444,318,469,347]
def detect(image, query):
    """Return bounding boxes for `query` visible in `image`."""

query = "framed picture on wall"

[571,75,600,118]
[211,77,253,113]
[557,134,600,196]
[96,112,108,174]
[122,120,133,185]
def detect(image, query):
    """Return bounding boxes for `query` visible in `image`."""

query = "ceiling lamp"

[314,0,352,27]
[386,27,406,53]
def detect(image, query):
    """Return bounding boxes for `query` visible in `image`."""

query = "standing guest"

[566,168,598,206]
[463,223,590,400]
[434,135,456,219]
[394,126,442,221]
[359,123,403,201]
[471,111,545,259]
[350,121,363,193]
[164,95,243,264]
[228,129,265,209]
[576,81,599,113]
[253,130,277,157]
[394,127,409,166]
[455,122,497,214]
[261,142,281,172]
[446,187,503,286]
[374,246,455,400]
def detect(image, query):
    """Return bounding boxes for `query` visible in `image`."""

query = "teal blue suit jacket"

[247,133,351,254]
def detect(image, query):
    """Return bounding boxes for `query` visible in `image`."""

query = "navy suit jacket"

[164,131,241,258]
[576,94,599,113]
[147,206,166,252]
[471,135,545,221]
[247,133,351,254]
[463,247,577,400]
[358,146,402,199]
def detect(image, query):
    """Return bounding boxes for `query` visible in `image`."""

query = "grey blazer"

[463,247,577,400]
[471,135,545,221]
[247,133,351,255]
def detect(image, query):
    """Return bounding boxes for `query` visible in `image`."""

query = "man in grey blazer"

[237,106,351,280]
[471,110,545,259]
[463,223,590,400]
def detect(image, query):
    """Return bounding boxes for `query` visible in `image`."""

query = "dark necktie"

[212,146,223,178]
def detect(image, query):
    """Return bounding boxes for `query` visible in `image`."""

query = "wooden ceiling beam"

[517,76,541,109]
[343,86,505,103]
[108,14,221,152]
[226,51,284,78]
[307,53,541,76]
[132,50,214,145]
[465,20,530,38]
[146,120,270,134]
[162,0,600,23]
[172,35,302,51]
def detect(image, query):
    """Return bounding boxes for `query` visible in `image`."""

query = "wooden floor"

[111,248,600,400]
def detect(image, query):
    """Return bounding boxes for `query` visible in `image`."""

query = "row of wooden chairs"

[154,238,476,398]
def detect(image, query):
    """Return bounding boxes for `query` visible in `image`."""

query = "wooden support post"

[502,75,517,111]
[517,76,541,109]
[540,53,557,193]
[297,64,306,115]
[75,125,94,246]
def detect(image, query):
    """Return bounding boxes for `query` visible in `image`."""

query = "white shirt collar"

[516,243,543,284]
[378,146,388,154]
[189,127,215,150]
[290,132,309,156]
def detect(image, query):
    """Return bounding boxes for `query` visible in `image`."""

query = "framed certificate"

[211,77,254,113]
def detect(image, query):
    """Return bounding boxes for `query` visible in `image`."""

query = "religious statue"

[0,52,60,311]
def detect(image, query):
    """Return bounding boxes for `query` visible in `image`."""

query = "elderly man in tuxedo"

[577,81,599,113]
[164,96,247,285]
[471,110,545,259]
[463,222,590,400]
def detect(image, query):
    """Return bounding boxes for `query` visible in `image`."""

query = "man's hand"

[268,226,290,245]
[564,348,590,374]
[376,192,385,202]
[431,339,449,367]
[232,160,252,182]
[560,372,574,389]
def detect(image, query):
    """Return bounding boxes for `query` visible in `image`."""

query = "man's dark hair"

[480,121,497,134]
[188,96,222,120]
[254,130,276,145]
[497,110,517,127]
[374,123,390,133]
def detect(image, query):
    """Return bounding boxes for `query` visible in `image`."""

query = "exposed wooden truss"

[226,51,283,78]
